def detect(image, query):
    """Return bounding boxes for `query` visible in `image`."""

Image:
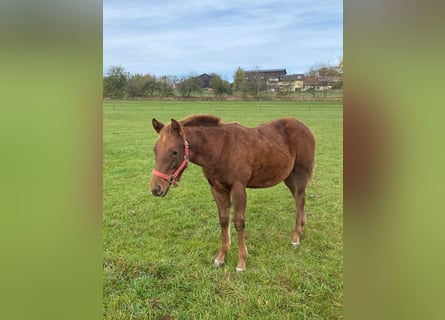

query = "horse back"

[216,118,315,188]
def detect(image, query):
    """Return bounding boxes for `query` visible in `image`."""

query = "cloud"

[104,0,342,80]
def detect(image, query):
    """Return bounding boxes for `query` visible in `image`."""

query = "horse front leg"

[210,187,231,268]
[231,182,248,272]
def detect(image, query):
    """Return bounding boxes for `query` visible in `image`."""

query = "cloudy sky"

[104,0,342,81]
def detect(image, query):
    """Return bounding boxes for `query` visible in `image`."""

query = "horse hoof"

[214,260,224,268]
[291,241,300,248]
[236,267,245,272]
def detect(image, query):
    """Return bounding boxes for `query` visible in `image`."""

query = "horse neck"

[183,126,222,169]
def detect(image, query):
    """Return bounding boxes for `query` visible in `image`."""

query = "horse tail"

[307,132,316,182]
[308,161,315,182]
[303,121,316,183]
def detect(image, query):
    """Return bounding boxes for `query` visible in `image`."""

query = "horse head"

[150,118,189,197]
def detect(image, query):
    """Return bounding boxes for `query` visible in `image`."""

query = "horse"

[149,115,315,272]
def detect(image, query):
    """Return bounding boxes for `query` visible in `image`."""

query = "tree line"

[103,59,343,100]
[103,67,232,99]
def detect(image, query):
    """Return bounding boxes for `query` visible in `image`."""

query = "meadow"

[103,100,343,319]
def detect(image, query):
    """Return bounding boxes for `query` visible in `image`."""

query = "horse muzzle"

[150,177,170,197]
[151,184,169,197]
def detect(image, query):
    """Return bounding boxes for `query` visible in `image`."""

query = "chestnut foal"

[150,115,315,272]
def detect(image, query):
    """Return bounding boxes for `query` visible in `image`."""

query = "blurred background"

[344,1,445,319]
[1,0,445,319]
[0,1,102,319]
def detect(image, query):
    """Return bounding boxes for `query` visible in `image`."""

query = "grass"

[103,100,343,319]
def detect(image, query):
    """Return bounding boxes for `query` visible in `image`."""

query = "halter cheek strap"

[152,140,190,187]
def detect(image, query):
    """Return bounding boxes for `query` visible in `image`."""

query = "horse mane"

[181,115,221,127]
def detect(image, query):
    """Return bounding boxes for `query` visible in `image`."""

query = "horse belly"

[246,156,293,188]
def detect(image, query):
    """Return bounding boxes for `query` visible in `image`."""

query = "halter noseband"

[151,135,190,187]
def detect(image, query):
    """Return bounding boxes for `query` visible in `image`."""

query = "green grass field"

[103,100,343,319]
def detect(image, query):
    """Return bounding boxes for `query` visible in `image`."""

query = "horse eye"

[172,150,178,156]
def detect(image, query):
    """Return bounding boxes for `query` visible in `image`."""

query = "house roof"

[284,74,305,81]
[196,73,212,88]
[197,73,211,79]
[245,68,287,75]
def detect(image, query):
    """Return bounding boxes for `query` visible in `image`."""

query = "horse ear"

[170,119,183,137]
[152,118,164,133]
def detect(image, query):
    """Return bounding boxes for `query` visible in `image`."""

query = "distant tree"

[209,73,232,97]
[178,75,202,97]
[280,75,295,97]
[304,66,320,97]
[305,59,343,97]
[245,65,267,96]
[233,67,248,95]
[334,57,343,89]
[103,66,129,99]
[126,74,146,97]
[158,75,175,97]
[142,74,159,96]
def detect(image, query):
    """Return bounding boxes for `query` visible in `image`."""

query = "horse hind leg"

[284,166,309,247]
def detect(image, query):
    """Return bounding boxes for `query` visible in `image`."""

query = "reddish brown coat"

[150,115,315,271]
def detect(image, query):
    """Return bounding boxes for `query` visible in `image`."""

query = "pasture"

[103,100,343,319]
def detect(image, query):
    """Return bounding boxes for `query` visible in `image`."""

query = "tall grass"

[104,100,343,319]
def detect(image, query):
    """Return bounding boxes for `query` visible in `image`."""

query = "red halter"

[152,135,190,187]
